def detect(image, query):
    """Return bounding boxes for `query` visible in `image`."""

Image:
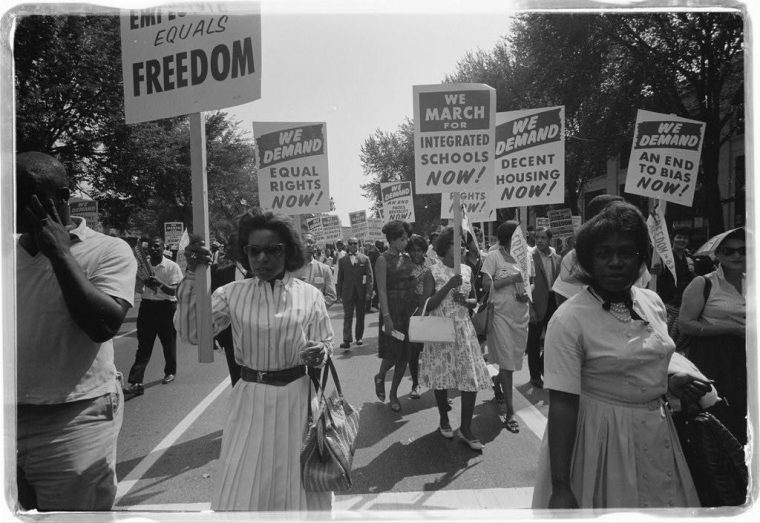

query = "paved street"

[112,294,549,513]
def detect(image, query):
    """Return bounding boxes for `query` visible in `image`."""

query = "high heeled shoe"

[455,429,484,451]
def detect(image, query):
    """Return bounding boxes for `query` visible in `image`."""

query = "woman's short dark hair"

[496,221,519,247]
[575,201,649,280]
[435,226,455,257]
[237,209,305,272]
[406,234,428,253]
[382,220,412,242]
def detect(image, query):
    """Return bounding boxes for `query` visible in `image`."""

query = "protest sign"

[536,217,550,229]
[121,5,261,124]
[548,208,574,239]
[164,221,184,248]
[70,199,99,225]
[380,181,415,222]
[510,226,532,302]
[624,109,705,206]
[341,226,353,242]
[572,215,581,231]
[320,215,342,243]
[349,210,368,240]
[305,215,324,242]
[367,218,385,243]
[413,84,496,194]
[254,122,330,215]
[647,199,677,284]
[441,191,495,223]
[493,106,565,208]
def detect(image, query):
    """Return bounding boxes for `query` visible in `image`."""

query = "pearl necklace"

[607,302,632,323]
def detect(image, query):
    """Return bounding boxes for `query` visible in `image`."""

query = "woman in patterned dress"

[420,226,492,450]
[177,211,334,512]
[532,202,710,509]
[374,220,416,413]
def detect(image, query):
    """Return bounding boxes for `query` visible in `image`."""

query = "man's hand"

[24,195,71,258]
[184,235,212,272]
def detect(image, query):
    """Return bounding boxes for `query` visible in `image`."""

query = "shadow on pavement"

[116,430,223,506]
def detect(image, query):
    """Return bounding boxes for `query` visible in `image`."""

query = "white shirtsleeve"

[91,238,138,307]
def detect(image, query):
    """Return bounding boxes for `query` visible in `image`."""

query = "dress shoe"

[355,339,363,346]
[439,425,454,439]
[124,383,144,397]
[339,342,351,349]
[455,429,484,451]
[162,374,175,384]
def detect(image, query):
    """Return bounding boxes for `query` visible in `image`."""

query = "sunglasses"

[720,246,746,256]
[243,243,285,257]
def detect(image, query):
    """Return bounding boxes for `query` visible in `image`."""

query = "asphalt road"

[112,294,550,513]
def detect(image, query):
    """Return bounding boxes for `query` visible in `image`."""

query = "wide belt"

[240,365,306,386]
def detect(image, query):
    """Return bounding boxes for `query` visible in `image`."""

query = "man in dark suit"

[210,232,246,386]
[527,227,562,388]
[336,237,373,350]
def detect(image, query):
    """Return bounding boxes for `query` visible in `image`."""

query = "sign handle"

[453,193,461,276]
[190,112,214,363]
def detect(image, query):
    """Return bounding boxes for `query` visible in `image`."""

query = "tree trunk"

[700,140,725,235]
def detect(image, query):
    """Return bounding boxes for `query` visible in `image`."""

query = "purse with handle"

[301,357,360,492]
[471,271,494,336]
[408,298,456,343]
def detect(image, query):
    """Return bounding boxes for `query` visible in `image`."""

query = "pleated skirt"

[211,376,333,512]
[531,394,700,509]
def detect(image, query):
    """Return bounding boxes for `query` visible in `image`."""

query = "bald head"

[16,152,71,232]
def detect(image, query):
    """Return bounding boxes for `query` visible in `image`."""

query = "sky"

[225,1,517,224]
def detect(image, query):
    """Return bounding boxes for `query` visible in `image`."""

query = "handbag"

[408,298,456,343]
[471,272,494,336]
[301,357,360,492]
[671,402,748,507]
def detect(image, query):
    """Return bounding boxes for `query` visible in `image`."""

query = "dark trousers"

[342,290,366,342]
[526,293,557,381]
[128,300,177,384]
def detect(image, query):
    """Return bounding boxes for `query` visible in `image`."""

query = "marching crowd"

[16,152,747,513]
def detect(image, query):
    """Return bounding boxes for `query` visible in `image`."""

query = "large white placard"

[413,83,496,194]
[624,109,705,206]
[441,191,495,223]
[492,106,565,208]
[121,5,261,124]
[254,122,330,215]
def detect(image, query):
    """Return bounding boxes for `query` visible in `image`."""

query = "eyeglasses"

[720,246,746,256]
[243,243,285,257]
[348,241,358,245]
[591,247,640,262]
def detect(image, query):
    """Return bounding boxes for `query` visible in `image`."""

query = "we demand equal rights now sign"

[254,122,330,215]
[493,106,565,208]
[624,109,705,207]
[413,84,496,194]
[121,5,261,124]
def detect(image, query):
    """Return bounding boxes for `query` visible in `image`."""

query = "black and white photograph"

[0,0,755,520]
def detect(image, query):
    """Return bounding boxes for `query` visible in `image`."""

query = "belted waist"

[583,391,664,411]
[240,365,306,386]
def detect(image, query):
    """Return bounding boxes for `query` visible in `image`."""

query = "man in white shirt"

[16,152,136,510]
[295,233,337,307]
[124,236,184,395]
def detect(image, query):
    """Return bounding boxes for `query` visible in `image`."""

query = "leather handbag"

[471,272,493,336]
[301,357,360,492]
[408,298,456,343]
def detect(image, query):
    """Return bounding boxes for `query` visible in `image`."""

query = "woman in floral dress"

[420,227,492,450]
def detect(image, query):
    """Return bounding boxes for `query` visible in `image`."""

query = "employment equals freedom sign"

[121,5,262,124]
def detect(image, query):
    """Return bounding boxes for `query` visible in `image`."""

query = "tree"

[448,12,743,231]
[359,118,442,235]
[14,14,260,236]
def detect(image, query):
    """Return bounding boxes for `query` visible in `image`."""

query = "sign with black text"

[254,122,330,215]
[349,210,368,240]
[380,181,415,222]
[121,5,261,124]
[493,106,565,208]
[320,214,342,243]
[441,191,495,223]
[624,109,705,206]
[164,221,184,248]
[413,83,496,194]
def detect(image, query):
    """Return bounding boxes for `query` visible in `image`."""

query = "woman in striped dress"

[176,211,334,512]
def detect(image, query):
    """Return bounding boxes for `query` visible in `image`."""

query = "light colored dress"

[481,247,530,370]
[420,262,492,392]
[531,287,700,509]
[175,272,334,511]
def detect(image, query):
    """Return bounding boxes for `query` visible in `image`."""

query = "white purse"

[408,298,456,343]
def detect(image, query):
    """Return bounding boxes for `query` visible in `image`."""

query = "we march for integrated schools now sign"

[413,84,496,194]
[121,5,261,124]
[254,122,330,215]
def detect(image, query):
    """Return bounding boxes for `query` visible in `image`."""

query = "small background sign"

[380,181,415,222]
